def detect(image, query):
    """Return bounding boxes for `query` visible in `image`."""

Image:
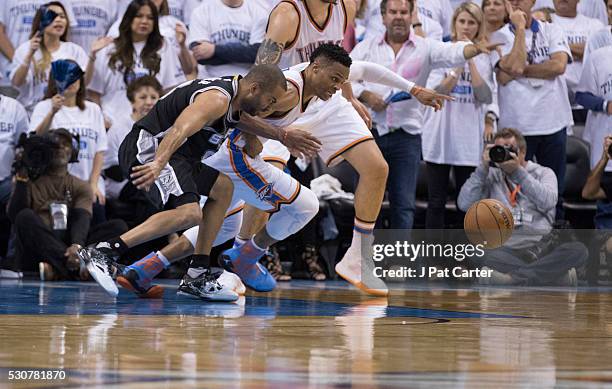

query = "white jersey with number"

[277,0,347,69]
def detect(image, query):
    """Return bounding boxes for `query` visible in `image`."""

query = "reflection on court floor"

[0,280,611,388]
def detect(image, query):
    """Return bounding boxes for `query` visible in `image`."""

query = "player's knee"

[361,156,388,182]
[210,173,234,202]
[295,187,319,219]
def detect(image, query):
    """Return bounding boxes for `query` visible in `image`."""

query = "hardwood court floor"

[1,279,612,388]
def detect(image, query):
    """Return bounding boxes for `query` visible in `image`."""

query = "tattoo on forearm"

[255,39,284,65]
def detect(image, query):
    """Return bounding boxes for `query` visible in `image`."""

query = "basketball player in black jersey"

[78,64,322,301]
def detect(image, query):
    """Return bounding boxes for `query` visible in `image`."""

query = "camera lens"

[489,145,508,163]
[608,143,612,158]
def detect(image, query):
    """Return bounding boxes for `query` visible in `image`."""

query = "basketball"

[464,199,514,249]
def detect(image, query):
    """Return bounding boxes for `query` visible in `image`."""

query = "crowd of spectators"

[0,0,611,286]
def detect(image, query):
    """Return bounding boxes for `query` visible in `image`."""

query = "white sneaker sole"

[78,249,118,297]
[177,290,239,302]
[335,259,388,297]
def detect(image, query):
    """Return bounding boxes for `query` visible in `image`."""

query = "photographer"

[458,128,587,286]
[8,129,125,280]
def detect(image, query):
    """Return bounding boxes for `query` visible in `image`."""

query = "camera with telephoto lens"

[489,145,518,164]
[12,130,79,181]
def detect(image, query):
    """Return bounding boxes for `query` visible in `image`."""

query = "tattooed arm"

[254,2,300,65]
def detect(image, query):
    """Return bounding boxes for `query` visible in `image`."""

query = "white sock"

[156,251,171,267]
[348,219,375,255]
[250,237,267,252]
[233,236,248,249]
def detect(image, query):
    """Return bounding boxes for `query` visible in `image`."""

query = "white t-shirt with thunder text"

[490,20,573,135]
[423,54,495,167]
[578,45,612,172]
[103,113,134,199]
[551,13,604,97]
[29,100,108,193]
[0,96,29,181]
[187,0,266,78]
[88,39,183,126]
[69,0,117,52]
[0,0,77,84]
[9,40,88,112]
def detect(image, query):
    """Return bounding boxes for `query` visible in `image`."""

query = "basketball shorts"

[119,126,220,209]
[204,131,301,213]
[292,92,373,166]
[261,140,290,166]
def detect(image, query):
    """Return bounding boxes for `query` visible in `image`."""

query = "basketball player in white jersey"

[125,44,454,295]
[243,0,496,295]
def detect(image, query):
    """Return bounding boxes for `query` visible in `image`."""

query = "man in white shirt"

[583,0,612,65]
[415,0,454,40]
[535,0,609,25]
[187,0,267,79]
[551,0,604,102]
[350,0,495,229]
[490,0,573,220]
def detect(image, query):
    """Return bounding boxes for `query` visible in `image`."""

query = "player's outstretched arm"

[254,3,299,65]
[239,113,322,159]
[349,61,453,111]
[131,90,229,190]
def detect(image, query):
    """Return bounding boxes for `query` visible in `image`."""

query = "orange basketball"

[464,199,514,249]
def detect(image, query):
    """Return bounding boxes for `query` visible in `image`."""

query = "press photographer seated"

[7,129,126,281]
[457,128,587,286]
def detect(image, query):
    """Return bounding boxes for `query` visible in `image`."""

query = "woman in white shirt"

[30,60,108,221]
[87,0,183,127]
[482,0,507,38]
[10,2,88,113]
[423,2,494,229]
[104,75,162,200]
[108,0,195,78]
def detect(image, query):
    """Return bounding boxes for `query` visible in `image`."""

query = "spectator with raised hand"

[69,0,118,53]
[108,0,195,79]
[10,2,88,114]
[30,60,108,224]
[187,0,267,79]
[87,0,182,127]
[423,2,495,229]
[490,0,573,220]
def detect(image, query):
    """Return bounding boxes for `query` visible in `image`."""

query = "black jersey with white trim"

[135,76,242,160]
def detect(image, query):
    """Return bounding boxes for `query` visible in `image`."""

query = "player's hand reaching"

[410,86,453,111]
[279,126,322,159]
[243,133,264,158]
[131,160,164,191]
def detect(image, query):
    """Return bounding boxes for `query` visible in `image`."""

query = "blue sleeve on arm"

[198,43,261,66]
[576,91,606,112]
